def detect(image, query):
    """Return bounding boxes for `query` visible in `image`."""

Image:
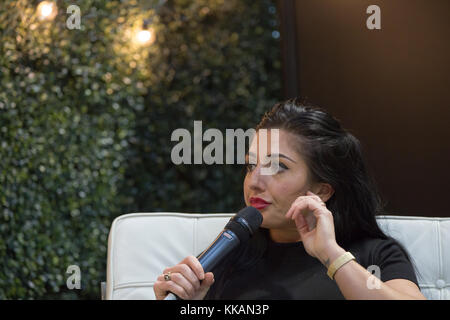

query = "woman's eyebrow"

[269,153,296,163]
[246,152,296,163]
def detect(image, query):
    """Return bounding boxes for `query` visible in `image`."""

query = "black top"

[205,229,419,300]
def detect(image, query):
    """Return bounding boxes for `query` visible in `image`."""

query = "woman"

[154,98,426,300]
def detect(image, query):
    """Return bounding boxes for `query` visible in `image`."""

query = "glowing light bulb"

[135,27,155,46]
[41,4,53,17]
[37,1,57,20]
[137,30,152,44]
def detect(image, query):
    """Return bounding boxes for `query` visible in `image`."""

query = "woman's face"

[244,129,313,231]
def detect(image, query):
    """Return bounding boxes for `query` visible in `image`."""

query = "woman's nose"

[247,165,266,191]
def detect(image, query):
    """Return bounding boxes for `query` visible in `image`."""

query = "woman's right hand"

[153,255,215,300]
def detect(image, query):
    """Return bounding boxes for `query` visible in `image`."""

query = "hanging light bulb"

[37,1,58,20]
[135,20,155,45]
[137,29,152,43]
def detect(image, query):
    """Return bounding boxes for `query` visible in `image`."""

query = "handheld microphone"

[164,206,263,300]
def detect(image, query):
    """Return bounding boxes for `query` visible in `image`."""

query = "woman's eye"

[245,162,288,173]
[245,163,256,172]
[272,162,288,173]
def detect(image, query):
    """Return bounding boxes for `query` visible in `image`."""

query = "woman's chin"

[259,216,272,229]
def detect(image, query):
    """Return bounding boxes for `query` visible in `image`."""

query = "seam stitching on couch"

[108,219,117,299]
[437,220,443,299]
[193,217,197,257]
[114,281,155,290]
[376,215,450,222]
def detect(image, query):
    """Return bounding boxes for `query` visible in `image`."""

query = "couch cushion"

[106,213,233,300]
[106,213,450,300]
[376,215,450,299]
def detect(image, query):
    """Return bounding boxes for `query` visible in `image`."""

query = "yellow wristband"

[327,252,355,280]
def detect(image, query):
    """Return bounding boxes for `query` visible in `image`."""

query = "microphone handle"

[163,229,240,300]
[197,229,240,272]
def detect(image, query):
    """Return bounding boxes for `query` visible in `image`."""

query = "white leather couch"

[104,213,450,300]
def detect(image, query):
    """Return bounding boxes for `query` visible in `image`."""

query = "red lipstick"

[249,197,271,210]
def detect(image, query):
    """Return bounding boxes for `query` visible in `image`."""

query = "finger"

[313,207,332,220]
[188,272,214,301]
[170,264,201,290]
[157,274,165,282]
[156,279,189,300]
[307,191,320,198]
[201,272,215,289]
[293,195,320,205]
[154,279,169,300]
[289,202,307,225]
[291,199,325,226]
[169,272,196,297]
[291,205,302,220]
[158,271,196,297]
[290,198,307,221]
[290,198,316,219]
[182,255,205,280]
[287,194,323,220]
[286,197,305,219]
[294,211,310,234]
[298,197,328,215]
[306,191,323,203]
[285,206,294,219]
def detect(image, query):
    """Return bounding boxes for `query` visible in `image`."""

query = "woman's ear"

[312,183,334,202]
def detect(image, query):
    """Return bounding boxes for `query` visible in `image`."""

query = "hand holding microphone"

[154,255,215,300]
[153,206,263,300]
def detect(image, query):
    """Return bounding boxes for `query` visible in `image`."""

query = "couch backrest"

[105,213,450,300]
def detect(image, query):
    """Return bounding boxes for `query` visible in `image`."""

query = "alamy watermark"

[367,265,382,289]
[66,5,81,30]
[170,121,280,175]
[66,264,81,289]
[366,5,381,30]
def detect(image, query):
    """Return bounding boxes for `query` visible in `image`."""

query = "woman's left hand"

[285,191,339,264]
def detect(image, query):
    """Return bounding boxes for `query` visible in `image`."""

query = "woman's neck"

[269,228,302,243]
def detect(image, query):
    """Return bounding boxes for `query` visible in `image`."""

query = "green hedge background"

[0,0,282,299]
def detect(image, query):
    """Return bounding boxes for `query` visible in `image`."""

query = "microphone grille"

[234,206,263,234]
[236,207,263,232]
[224,206,263,243]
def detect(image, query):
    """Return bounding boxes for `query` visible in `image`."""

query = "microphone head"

[235,206,263,234]
[224,206,263,243]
